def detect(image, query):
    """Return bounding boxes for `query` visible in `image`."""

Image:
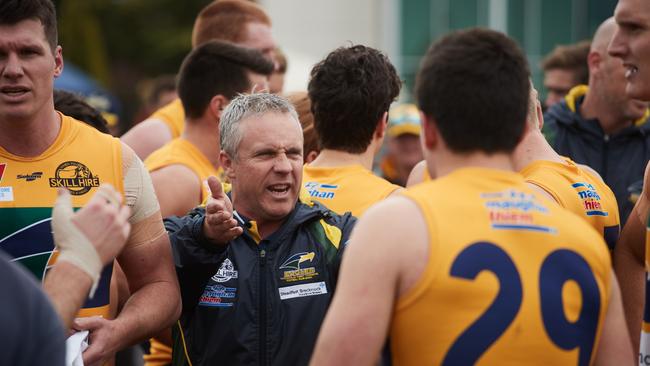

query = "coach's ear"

[220,150,236,180]
[420,111,439,151]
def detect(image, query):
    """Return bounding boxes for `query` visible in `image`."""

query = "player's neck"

[433,150,516,178]
[308,147,375,171]
[512,129,564,171]
[0,108,61,157]
[581,90,633,135]
[182,118,221,169]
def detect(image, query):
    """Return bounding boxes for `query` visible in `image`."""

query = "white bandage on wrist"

[52,189,103,298]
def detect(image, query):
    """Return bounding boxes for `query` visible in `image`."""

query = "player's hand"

[57,184,132,266]
[202,176,243,245]
[74,316,119,366]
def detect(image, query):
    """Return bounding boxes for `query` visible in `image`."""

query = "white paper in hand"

[65,330,89,366]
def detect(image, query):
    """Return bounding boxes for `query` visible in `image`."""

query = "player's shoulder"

[361,195,424,233]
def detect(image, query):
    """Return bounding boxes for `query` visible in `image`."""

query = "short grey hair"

[220,93,300,158]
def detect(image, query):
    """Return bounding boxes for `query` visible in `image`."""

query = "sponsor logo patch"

[280,252,319,283]
[211,258,238,283]
[279,281,327,300]
[0,186,13,202]
[49,161,100,195]
[305,181,338,200]
[17,172,43,182]
[0,163,12,202]
[482,189,556,234]
[199,284,237,307]
[572,182,608,216]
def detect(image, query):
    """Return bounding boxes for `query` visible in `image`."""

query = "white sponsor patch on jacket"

[278,281,327,300]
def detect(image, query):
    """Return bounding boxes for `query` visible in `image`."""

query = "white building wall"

[259,0,399,92]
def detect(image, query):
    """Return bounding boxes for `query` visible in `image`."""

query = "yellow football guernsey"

[520,157,620,249]
[145,138,222,203]
[302,164,400,217]
[151,98,185,139]
[392,168,611,366]
[0,113,123,319]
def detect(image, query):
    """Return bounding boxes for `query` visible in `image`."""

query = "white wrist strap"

[52,190,102,297]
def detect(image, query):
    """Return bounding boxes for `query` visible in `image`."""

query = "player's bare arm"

[406,160,427,187]
[121,118,173,160]
[614,160,650,352]
[74,144,181,366]
[593,272,635,365]
[311,196,428,366]
[150,164,202,218]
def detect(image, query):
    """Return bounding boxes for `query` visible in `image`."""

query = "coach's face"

[225,111,303,223]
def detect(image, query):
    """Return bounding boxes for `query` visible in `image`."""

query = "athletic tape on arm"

[51,191,102,297]
[123,154,166,247]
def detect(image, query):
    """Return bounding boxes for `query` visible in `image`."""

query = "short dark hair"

[192,0,271,48]
[178,41,274,119]
[308,45,401,153]
[54,90,109,134]
[285,91,319,160]
[416,28,530,154]
[148,74,177,107]
[0,0,57,51]
[540,40,590,85]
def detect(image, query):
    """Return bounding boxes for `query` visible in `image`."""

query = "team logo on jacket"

[49,161,100,195]
[572,182,608,216]
[280,252,318,282]
[212,258,238,283]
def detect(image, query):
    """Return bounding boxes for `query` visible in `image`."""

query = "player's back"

[149,98,185,138]
[145,138,221,202]
[521,157,620,249]
[302,164,400,217]
[391,167,612,366]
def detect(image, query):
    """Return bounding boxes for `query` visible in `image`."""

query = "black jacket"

[166,201,356,366]
[544,86,650,224]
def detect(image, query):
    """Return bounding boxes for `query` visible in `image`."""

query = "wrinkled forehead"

[239,111,302,143]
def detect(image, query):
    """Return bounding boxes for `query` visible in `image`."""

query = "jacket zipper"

[259,244,267,366]
[603,134,609,182]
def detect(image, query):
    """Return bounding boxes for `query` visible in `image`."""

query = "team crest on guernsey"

[49,161,100,195]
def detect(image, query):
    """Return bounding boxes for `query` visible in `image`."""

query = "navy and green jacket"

[165,200,356,366]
